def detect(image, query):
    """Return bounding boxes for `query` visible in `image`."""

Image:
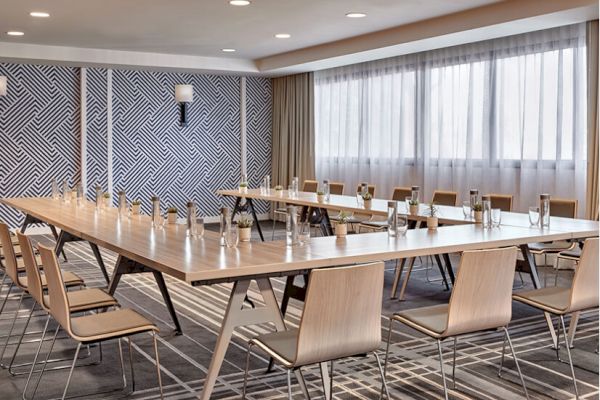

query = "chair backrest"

[356,184,376,197]
[329,182,344,195]
[569,238,599,312]
[392,187,412,201]
[0,222,19,283]
[444,247,518,337]
[432,190,457,206]
[550,198,578,218]
[483,194,513,212]
[302,180,319,193]
[37,244,72,334]
[16,231,45,308]
[294,262,384,366]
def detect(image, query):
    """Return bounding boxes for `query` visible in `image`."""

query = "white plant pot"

[336,223,348,237]
[317,194,325,203]
[239,186,248,194]
[427,216,438,230]
[104,197,111,207]
[474,211,483,224]
[276,189,284,197]
[70,191,77,200]
[239,227,252,242]
[364,199,372,210]
[409,204,419,215]
[167,213,177,224]
[131,204,141,215]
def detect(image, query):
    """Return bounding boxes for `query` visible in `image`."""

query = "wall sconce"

[0,76,7,96]
[175,84,193,127]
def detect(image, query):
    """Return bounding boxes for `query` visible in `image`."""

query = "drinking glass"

[196,218,205,238]
[462,201,471,218]
[529,206,540,226]
[298,222,311,245]
[491,208,502,227]
[397,214,408,236]
[288,185,294,198]
[226,225,239,248]
[405,196,412,211]
[356,191,363,206]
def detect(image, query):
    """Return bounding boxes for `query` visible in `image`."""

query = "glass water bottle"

[76,184,83,207]
[118,191,127,217]
[151,196,161,227]
[482,199,492,228]
[323,180,330,201]
[95,186,102,210]
[219,207,230,246]
[62,179,69,203]
[540,194,550,228]
[286,205,299,247]
[387,201,398,237]
[187,201,197,237]
[51,178,59,200]
[469,189,479,216]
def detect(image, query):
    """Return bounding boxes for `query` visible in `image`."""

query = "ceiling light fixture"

[345,12,367,18]
[30,11,50,18]
[221,48,236,52]
[6,31,24,36]
[275,33,291,39]
[229,0,250,6]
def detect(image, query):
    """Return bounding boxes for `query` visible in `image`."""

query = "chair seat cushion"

[19,270,83,289]
[71,308,157,343]
[558,247,581,259]
[529,241,573,254]
[393,304,448,338]
[251,329,298,368]
[360,220,388,228]
[44,288,117,313]
[513,287,570,314]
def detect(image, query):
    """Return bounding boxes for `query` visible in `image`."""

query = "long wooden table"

[2,197,598,400]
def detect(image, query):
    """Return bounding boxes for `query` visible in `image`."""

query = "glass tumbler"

[397,214,408,236]
[462,201,471,218]
[226,225,239,248]
[529,206,540,226]
[491,208,502,227]
[298,222,311,245]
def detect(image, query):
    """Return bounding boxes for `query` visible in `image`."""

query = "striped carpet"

[0,231,597,400]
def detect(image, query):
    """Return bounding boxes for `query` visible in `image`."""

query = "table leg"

[390,259,406,299]
[397,257,416,301]
[152,271,183,335]
[247,199,264,242]
[107,256,125,295]
[21,214,67,261]
[433,255,450,291]
[89,243,109,284]
[199,278,309,400]
[442,253,455,285]
[520,245,558,348]
[231,197,242,220]
[320,209,334,236]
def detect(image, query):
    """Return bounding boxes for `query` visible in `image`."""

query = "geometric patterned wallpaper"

[0,62,272,227]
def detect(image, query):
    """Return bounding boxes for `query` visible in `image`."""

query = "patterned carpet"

[0,228,597,400]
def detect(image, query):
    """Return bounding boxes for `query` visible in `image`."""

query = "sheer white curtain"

[315,23,588,215]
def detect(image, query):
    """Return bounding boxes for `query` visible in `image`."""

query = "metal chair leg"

[374,352,390,400]
[127,337,136,392]
[61,343,81,400]
[0,281,13,316]
[152,332,164,400]
[287,369,293,400]
[560,316,579,399]
[31,323,60,399]
[117,339,127,389]
[329,360,334,397]
[381,317,394,398]
[0,291,24,365]
[242,343,253,400]
[22,314,50,400]
[498,328,508,376]
[8,300,36,375]
[452,337,457,389]
[502,327,530,399]
[437,339,449,400]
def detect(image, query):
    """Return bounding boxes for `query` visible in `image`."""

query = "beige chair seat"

[559,247,581,260]
[19,270,83,289]
[359,220,388,229]
[393,304,448,338]
[251,329,298,368]
[44,288,117,313]
[513,287,570,314]
[529,241,574,253]
[70,308,157,343]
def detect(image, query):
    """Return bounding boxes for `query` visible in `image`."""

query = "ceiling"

[0,0,597,75]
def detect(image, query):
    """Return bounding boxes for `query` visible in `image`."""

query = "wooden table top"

[3,197,597,285]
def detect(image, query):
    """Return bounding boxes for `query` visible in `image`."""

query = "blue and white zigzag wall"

[0,63,272,227]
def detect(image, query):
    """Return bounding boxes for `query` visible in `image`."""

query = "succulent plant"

[337,211,350,224]
[428,202,438,217]
[408,199,419,206]
[274,185,284,190]
[103,193,110,199]
[237,216,253,228]
[131,199,141,206]
[472,202,483,212]
[167,207,178,213]
[362,192,372,200]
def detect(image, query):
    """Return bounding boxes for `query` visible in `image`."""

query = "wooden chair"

[33,244,164,400]
[356,184,376,197]
[384,247,528,400]
[242,262,389,400]
[0,222,83,366]
[328,182,345,195]
[550,198,578,218]
[272,180,319,240]
[513,238,599,399]
[482,194,513,212]
[15,231,118,392]
[432,190,457,206]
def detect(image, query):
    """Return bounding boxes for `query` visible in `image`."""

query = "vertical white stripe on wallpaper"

[240,76,247,177]
[106,69,114,194]
[80,68,88,190]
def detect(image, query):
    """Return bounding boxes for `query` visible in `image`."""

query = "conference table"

[1,196,598,400]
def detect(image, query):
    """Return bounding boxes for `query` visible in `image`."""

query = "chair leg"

[436,339,449,400]
[382,317,394,397]
[452,337,457,389]
[329,360,334,397]
[31,323,60,399]
[22,314,50,400]
[8,299,36,374]
[152,332,164,400]
[498,328,508,377]
[61,343,81,400]
[374,352,390,400]
[559,316,579,399]
[117,339,127,389]
[287,369,293,400]
[0,281,13,316]
[242,343,253,400]
[127,337,136,392]
[0,291,24,365]
[502,327,530,399]
[271,217,277,241]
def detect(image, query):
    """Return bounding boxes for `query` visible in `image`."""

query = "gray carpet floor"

[0,223,597,399]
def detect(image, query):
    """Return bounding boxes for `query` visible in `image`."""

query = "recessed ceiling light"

[6,31,24,36]
[229,0,250,5]
[222,48,236,52]
[275,33,291,39]
[30,11,50,18]
[346,12,367,18]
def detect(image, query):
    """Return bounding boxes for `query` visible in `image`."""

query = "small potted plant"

[131,199,141,215]
[472,202,483,224]
[408,199,419,215]
[167,207,178,224]
[316,190,325,203]
[362,192,373,209]
[103,192,111,207]
[239,182,248,194]
[274,185,284,197]
[426,202,439,230]
[336,211,349,238]
[237,216,253,242]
